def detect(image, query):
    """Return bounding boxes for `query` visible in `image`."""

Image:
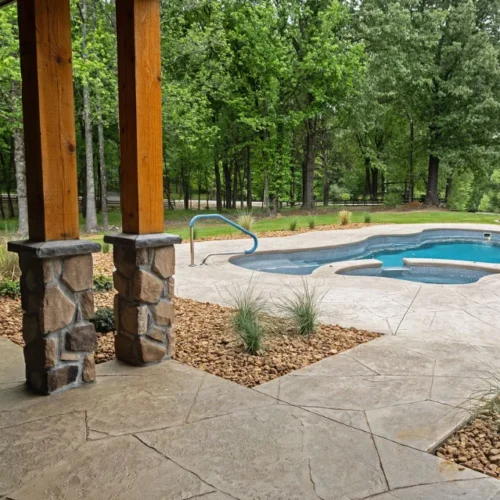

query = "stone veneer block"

[62,254,93,292]
[104,233,181,366]
[9,239,100,395]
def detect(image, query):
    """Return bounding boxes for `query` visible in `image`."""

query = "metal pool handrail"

[189,214,259,266]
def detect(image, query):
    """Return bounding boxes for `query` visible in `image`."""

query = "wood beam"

[116,0,164,235]
[17,0,79,241]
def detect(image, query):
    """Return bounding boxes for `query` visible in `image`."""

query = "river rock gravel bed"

[0,290,379,387]
[436,401,500,479]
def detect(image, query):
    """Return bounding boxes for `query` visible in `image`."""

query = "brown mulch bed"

[0,291,379,388]
[436,400,500,479]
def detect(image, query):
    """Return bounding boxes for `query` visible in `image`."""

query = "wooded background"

[1,0,499,235]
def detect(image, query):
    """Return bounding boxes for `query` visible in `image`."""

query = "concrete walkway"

[1,224,500,499]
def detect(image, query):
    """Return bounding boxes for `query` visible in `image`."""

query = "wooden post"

[116,0,164,235]
[17,0,79,242]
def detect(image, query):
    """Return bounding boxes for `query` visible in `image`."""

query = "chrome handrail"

[189,214,258,266]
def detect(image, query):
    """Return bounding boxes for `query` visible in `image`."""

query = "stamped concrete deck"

[177,223,500,342]
[1,224,500,499]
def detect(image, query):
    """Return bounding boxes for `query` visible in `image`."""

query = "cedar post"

[9,0,99,395]
[116,0,164,234]
[17,0,79,242]
[107,0,181,366]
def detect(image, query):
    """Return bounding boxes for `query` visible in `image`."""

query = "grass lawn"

[1,207,498,244]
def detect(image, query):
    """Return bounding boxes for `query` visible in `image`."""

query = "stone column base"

[8,240,101,395]
[103,233,181,366]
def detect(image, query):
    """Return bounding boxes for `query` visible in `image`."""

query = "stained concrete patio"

[2,335,500,499]
[2,224,500,499]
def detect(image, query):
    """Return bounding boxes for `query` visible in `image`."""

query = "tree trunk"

[302,124,315,209]
[425,154,440,206]
[214,156,222,211]
[97,104,108,229]
[223,160,231,209]
[371,168,378,200]
[322,172,329,206]
[264,170,270,216]
[445,172,454,205]
[232,162,237,209]
[408,119,414,203]
[181,165,189,210]
[246,145,252,210]
[82,0,97,231]
[364,157,371,197]
[13,128,28,236]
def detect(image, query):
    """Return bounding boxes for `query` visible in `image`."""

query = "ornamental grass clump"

[289,218,298,231]
[227,280,266,355]
[364,213,372,223]
[277,279,323,336]
[0,243,20,281]
[237,212,256,231]
[339,210,352,226]
[308,217,316,229]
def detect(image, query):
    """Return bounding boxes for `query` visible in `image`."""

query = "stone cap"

[104,233,182,249]
[8,239,101,259]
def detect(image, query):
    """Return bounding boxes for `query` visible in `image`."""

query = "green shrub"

[383,192,402,208]
[340,192,351,201]
[236,212,255,231]
[91,307,115,333]
[277,279,323,336]
[93,274,113,292]
[339,210,352,225]
[289,218,298,231]
[308,217,316,229]
[0,244,20,281]
[227,281,266,355]
[364,213,372,223]
[102,242,110,254]
[0,279,20,299]
[192,228,199,240]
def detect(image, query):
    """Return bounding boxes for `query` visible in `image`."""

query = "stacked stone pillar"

[8,240,101,395]
[104,234,181,366]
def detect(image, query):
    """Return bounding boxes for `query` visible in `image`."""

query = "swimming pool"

[232,229,500,284]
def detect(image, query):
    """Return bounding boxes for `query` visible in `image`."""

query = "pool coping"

[230,226,500,279]
[230,226,500,260]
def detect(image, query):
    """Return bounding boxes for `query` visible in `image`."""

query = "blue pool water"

[232,229,500,284]
[366,240,500,267]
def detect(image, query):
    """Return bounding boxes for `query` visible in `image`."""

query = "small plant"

[0,279,20,299]
[308,217,316,229]
[236,212,255,231]
[91,307,115,333]
[102,242,110,254]
[0,244,20,281]
[364,213,372,224]
[339,210,352,226]
[226,280,266,355]
[93,274,114,292]
[289,218,298,231]
[193,228,199,240]
[276,279,323,336]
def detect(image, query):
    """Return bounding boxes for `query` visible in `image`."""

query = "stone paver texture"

[2,224,500,499]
